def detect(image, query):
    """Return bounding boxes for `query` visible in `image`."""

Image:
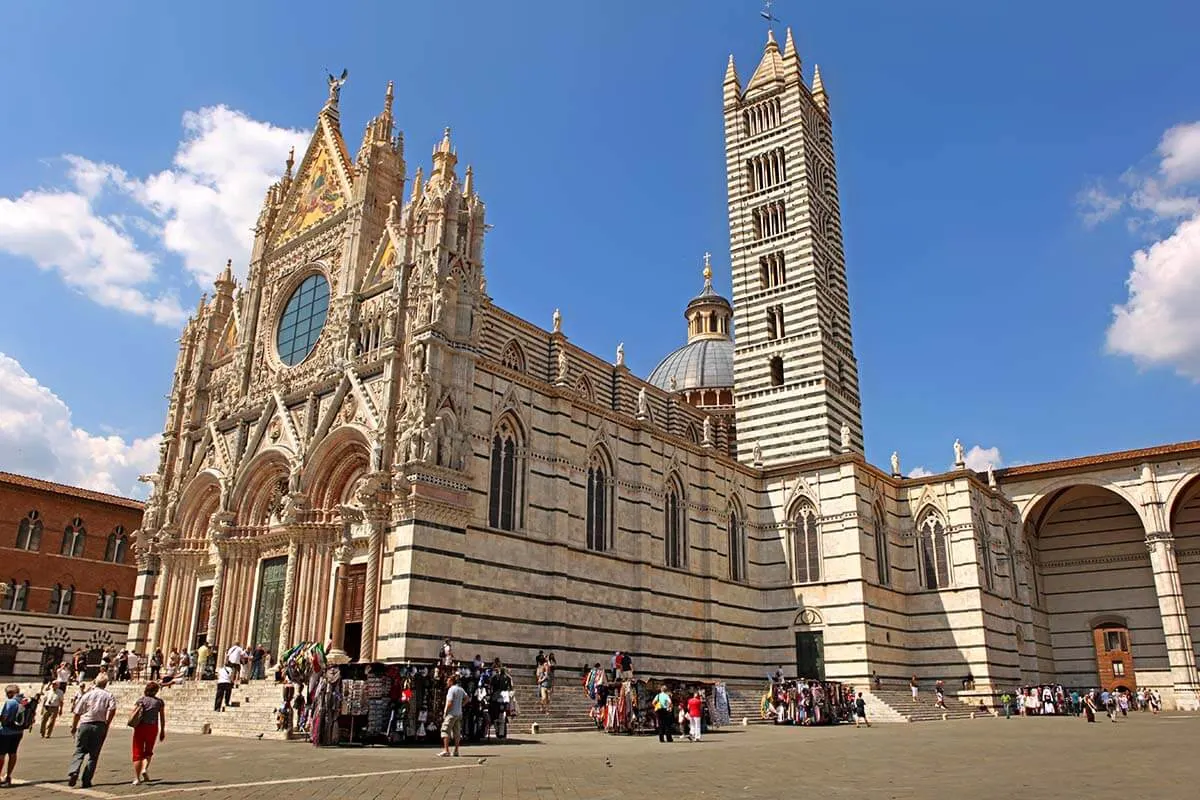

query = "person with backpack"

[0,684,30,786]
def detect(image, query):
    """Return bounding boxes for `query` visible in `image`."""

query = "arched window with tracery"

[104,525,127,563]
[95,590,107,618]
[873,502,890,586]
[585,449,612,552]
[104,591,117,620]
[789,503,821,583]
[488,418,523,531]
[49,584,73,615]
[16,511,42,551]
[499,340,526,373]
[918,512,952,589]
[728,503,747,582]
[665,475,687,568]
[1004,528,1019,599]
[4,581,28,611]
[60,518,86,557]
[975,511,995,591]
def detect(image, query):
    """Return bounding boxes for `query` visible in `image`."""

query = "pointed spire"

[812,64,829,113]
[429,128,459,186]
[409,166,424,202]
[284,147,295,178]
[782,27,801,83]
[217,259,233,285]
[463,165,474,197]
[745,29,786,96]
[384,80,394,116]
[723,54,742,108]
[724,54,740,85]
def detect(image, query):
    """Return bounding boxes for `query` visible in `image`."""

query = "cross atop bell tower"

[724,29,863,466]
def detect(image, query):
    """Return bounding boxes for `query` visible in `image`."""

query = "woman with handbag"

[129,682,166,785]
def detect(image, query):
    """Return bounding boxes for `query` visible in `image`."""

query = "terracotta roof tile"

[996,440,1200,479]
[0,472,144,511]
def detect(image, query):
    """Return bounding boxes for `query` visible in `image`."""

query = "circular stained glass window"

[276,273,330,366]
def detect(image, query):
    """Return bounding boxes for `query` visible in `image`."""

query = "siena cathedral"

[129,30,1200,709]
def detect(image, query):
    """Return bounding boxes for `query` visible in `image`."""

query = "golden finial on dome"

[703,251,712,283]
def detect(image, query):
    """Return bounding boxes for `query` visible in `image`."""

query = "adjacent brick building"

[0,472,142,679]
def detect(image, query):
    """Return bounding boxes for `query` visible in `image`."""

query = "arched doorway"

[1026,485,1162,689]
[1169,473,1200,658]
[792,608,825,680]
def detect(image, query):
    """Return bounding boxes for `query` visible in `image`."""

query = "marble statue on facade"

[987,463,997,488]
[702,416,713,447]
[556,349,569,383]
[954,438,965,467]
[636,387,648,419]
[840,422,851,452]
[752,442,763,466]
[616,342,625,367]
[891,451,901,477]
[552,308,561,333]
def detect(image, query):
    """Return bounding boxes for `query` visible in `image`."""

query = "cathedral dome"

[647,254,735,392]
[648,338,734,391]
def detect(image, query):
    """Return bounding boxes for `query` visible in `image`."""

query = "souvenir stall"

[598,677,720,736]
[759,677,852,725]
[277,642,327,736]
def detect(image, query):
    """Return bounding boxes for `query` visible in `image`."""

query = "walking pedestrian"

[68,673,117,789]
[0,685,30,786]
[854,692,871,728]
[438,676,468,757]
[196,641,211,681]
[214,664,234,712]
[910,674,919,701]
[149,649,163,682]
[686,691,704,741]
[653,685,674,743]
[130,682,166,785]
[225,643,245,686]
[40,680,65,738]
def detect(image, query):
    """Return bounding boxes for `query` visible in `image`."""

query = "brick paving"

[7,714,1200,799]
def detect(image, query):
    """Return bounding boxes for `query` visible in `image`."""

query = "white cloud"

[963,445,1003,473]
[0,106,308,324]
[907,466,933,479]
[0,352,158,498]
[1159,122,1200,185]
[1093,119,1200,380]
[1077,184,1123,228]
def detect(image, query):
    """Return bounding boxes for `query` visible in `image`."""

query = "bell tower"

[725,29,863,466]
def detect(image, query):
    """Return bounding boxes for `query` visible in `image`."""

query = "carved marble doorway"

[251,557,287,654]
[341,563,367,662]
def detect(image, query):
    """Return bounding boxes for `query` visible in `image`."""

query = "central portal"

[251,556,288,655]
[795,631,825,680]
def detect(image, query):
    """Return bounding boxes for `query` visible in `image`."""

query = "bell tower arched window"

[488,419,523,531]
[665,476,687,568]
[918,512,952,589]
[586,449,612,552]
[60,518,85,558]
[789,503,821,583]
[16,511,42,551]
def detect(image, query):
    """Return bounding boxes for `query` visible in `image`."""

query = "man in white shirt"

[67,674,116,789]
[214,665,234,712]
[39,681,65,739]
[225,644,244,685]
[438,676,469,757]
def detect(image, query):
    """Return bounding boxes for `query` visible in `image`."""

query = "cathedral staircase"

[104,678,292,740]
[861,687,985,722]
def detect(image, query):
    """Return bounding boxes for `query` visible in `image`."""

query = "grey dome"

[647,338,735,391]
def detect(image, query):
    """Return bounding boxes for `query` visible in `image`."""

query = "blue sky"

[2,0,1199,495]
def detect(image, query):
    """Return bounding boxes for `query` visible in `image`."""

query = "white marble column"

[148,557,170,656]
[207,549,226,649]
[1146,531,1200,710]
[360,516,385,662]
[277,536,299,655]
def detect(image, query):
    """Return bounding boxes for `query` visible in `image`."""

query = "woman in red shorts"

[130,682,166,785]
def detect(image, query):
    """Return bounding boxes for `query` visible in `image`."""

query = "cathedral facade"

[128,31,1200,709]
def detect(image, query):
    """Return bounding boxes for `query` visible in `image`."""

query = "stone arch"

[0,622,24,647]
[1166,471,1200,657]
[178,471,223,541]
[86,629,115,651]
[1017,475,1148,532]
[304,426,372,510]
[1024,484,1160,689]
[792,607,824,629]
[575,374,595,403]
[234,448,293,525]
[40,625,72,650]
[1166,469,1200,529]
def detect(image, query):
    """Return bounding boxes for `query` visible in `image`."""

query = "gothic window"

[664,475,687,569]
[95,590,107,618]
[769,356,784,387]
[585,450,611,552]
[758,252,786,289]
[104,591,118,620]
[49,584,74,615]
[575,375,595,403]
[685,424,699,445]
[728,504,747,582]
[1004,529,1019,599]
[15,511,42,551]
[487,419,523,531]
[789,503,821,584]
[975,512,995,591]
[873,502,890,586]
[60,518,86,558]
[742,98,781,136]
[499,340,526,373]
[918,512,952,590]
[104,526,127,563]
[4,581,28,612]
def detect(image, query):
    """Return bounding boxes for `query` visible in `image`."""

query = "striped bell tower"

[725,29,863,466]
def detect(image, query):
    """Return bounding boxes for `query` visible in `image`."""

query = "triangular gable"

[361,226,399,289]
[274,117,355,248]
[214,316,237,360]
